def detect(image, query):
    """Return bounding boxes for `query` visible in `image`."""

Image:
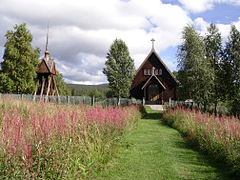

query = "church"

[130,40,178,104]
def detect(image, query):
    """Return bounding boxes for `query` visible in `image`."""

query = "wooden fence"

[0,93,142,107]
[168,100,230,115]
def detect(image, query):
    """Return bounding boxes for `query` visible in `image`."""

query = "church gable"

[132,50,177,89]
[130,49,178,103]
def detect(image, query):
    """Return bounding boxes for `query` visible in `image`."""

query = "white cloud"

[1,0,239,84]
[165,60,177,71]
[216,18,240,41]
[193,17,240,42]
[194,17,210,35]
[178,0,240,13]
[0,0,192,84]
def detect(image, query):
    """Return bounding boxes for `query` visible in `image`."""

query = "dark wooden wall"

[130,52,177,102]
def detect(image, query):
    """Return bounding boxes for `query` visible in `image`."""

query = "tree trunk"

[214,101,217,116]
[197,103,200,111]
[203,103,207,112]
[190,102,193,110]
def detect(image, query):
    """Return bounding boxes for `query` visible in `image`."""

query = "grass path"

[95,107,232,180]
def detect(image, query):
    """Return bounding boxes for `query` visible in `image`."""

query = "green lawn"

[94,107,232,180]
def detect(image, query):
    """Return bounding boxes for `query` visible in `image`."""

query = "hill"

[67,83,109,91]
[67,83,110,97]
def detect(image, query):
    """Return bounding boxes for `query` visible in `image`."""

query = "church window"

[148,69,151,75]
[144,69,147,75]
[144,69,153,75]
[159,69,162,75]
[156,69,162,75]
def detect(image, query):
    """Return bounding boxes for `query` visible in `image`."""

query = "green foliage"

[68,84,109,97]
[103,39,135,98]
[89,88,105,97]
[230,97,240,117]
[177,25,214,107]
[55,71,70,96]
[105,89,115,98]
[0,73,13,93]
[228,26,240,94]
[220,25,240,116]
[1,23,40,94]
[176,24,240,115]
[204,24,222,106]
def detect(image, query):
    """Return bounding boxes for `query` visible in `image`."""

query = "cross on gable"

[151,38,155,49]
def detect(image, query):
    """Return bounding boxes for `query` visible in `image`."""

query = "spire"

[151,38,155,50]
[45,24,49,53]
[44,24,50,60]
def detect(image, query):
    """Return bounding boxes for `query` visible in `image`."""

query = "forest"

[176,23,240,116]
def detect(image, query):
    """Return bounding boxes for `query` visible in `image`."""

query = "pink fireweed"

[84,106,128,129]
[163,107,240,176]
[0,98,140,178]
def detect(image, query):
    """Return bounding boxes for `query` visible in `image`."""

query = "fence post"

[143,97,145,105]
[92,96,95,106]
[117,97,121,106]
[67,96,70,104]
[57,96,60,104]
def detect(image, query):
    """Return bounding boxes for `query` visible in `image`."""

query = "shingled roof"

[37,51,56,75]
[37,31,56,75]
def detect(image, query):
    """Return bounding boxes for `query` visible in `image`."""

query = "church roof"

[135,48,179,84]
[37,31,56,75]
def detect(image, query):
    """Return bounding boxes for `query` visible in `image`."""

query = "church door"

[148,84,159,102]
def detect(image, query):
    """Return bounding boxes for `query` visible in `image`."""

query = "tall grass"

[0,97,140,179]
[163,107,240,177]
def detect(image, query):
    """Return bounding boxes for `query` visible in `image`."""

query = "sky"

[0,0,240,85]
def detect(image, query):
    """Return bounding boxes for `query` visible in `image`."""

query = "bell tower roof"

[37,26,56,75]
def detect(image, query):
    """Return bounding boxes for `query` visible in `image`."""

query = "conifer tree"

[177,25,214,109]
[103,39,135,100]
[0,73,13,93]
[1,23,39,94]
[204,23,222,114]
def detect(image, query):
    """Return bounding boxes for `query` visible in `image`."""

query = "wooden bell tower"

[33,32,59,101]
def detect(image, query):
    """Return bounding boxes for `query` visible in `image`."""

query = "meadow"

[163,107,240,177]
[1,97,240,179]
[0,97,140,179]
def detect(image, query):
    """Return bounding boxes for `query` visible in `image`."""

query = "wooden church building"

[130,41,178,104]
